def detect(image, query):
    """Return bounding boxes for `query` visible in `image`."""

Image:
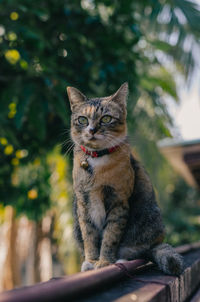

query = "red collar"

[80,145,119,158]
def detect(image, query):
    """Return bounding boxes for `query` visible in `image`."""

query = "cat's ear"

[110,82,128,106]
[66,86,86,110]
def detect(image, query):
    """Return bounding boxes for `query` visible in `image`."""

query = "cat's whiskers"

[62,137,73,146]
[104,133,128,156]
[59,137,73,150]
[126,135,137,146]
[63,141,75,157]
[60,128,71,135]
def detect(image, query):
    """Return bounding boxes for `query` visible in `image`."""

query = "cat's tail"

[148,243,184,275]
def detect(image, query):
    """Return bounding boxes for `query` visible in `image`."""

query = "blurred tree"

[0,0,200,285]
[164,178,200,245]
[0,0,199,161]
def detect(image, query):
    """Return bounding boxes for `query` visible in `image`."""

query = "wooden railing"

[0,242,200,302]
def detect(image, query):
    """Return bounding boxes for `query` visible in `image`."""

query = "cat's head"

[67,83,128,150]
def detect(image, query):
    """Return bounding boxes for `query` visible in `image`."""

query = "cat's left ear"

[110,82,128,106]
[66,86,86,110]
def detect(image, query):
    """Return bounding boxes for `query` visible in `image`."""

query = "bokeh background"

[0,0,200,291]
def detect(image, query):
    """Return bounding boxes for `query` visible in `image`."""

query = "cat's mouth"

[88,136,97,141]
[83,134,105,149]
[85,134,103,141]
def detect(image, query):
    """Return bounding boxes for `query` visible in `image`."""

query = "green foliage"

[0,0,200,249]
[0,138,21,203]
[164,178,200,245]
[1,0,199,157]
[11,157,51,221]
[0,148,51,220]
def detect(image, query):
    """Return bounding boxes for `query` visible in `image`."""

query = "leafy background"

[0,0,200,290]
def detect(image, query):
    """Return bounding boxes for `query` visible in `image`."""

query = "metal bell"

[80,160,89,169]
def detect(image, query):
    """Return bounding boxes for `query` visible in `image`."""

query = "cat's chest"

[87,155,110,168]
[74,150,134,200]
[89,197,106,230]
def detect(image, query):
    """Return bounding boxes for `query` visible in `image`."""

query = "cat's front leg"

[95,203,129,269]
[77,196,100,271]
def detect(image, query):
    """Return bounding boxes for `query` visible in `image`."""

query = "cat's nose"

[89,127,96,135]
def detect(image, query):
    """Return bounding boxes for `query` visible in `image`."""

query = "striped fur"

[67,83,183,275]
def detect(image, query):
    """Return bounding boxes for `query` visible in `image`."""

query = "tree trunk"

[38,215,53,282]
[2,206,20,290]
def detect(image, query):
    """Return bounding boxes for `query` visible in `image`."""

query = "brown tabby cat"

[67,83,183,275]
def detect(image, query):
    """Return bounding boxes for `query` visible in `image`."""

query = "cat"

[66,82,183,275]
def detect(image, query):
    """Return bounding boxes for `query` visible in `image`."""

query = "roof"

[158,138,200,148]
[158,138,200,189]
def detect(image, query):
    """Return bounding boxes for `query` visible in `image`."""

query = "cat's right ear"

[110,82,129,107]
[66,87,86,110]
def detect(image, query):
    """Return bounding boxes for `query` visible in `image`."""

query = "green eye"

[78,116,88,125]
[101,115,112,124]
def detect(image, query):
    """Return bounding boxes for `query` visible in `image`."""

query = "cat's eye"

[78,116,88,125]
[101,115,112,124]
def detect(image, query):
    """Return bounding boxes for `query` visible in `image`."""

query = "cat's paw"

[94,260,111,269]
[116,259,127,263]
[81,261,95,272]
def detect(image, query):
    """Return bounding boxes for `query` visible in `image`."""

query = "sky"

[170,70,200,141]
[162,0,200,142]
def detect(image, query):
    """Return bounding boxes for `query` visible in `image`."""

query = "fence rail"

[0,242,200,302]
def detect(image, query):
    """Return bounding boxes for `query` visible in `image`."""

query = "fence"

[0,242,200,302]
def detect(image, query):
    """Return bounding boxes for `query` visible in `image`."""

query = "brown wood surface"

[0,244,200,302]
[175,241,200,254]
[189,287,200,302]
[76,249,200,302]
[0,260,147,302]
